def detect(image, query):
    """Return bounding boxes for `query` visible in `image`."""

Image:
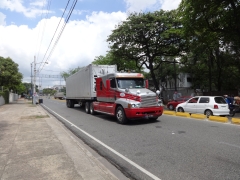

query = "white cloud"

[30,0,47,7]
[124,0,181,12]
[161,0,181,10]
[0,12,6,25]
[0,0,49,18]
[124,0,160,12]
[0,11,127,88]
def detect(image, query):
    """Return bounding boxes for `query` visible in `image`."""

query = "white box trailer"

[66,64,117,101]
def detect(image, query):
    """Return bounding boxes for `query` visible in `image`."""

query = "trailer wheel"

[116,106,128,124]
[85,102,90,114]
[66,100,70,108]
[90,102,96,115]
[67,100,74,108]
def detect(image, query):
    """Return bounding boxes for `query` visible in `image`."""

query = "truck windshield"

[117,78,145,89]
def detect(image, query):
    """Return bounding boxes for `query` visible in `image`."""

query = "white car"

[176,96,229,117]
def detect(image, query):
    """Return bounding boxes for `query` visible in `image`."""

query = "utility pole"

[33,56,36,104]
[31,62,33,104]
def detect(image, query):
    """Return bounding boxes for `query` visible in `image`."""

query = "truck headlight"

[128,103,141,108]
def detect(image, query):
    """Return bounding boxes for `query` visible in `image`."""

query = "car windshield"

[215,97,227,104]
[117,78,145,89]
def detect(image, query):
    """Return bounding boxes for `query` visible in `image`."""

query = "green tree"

[107,10,186,90]
[178,0,240,91]
[15,83,27,95]
[0,56,23,91]
[42,88,56,96]
[60,67,82,81]
[179,0,240,49]
[92,51,143,72]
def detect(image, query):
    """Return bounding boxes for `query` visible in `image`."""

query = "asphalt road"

[41,97,240,180]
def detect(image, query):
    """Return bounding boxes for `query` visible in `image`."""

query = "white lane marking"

[219,142,240,149]
[42,104,161,180]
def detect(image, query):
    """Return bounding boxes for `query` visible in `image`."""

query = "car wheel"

[89,102,96,115]
[169,104,174,110]
[205,110,213,118]
[85,102,90,114]
[177,107,184,112]
[116,106,128,124]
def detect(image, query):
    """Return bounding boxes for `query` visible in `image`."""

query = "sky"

[0,0,181,90]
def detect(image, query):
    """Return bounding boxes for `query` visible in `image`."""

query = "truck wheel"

[66,100,70,108]
[67,100,74,108]
[90,102,96,115]
[85,102,90,114]
[116,106,128,124]
[79,101,84,108]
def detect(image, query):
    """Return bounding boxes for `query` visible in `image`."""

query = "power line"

[39,74,63,78]
[35,0,53,62]
[38,0,78,73]
[39,0,72,67]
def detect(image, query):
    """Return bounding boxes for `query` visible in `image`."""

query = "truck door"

[104,78,116,114]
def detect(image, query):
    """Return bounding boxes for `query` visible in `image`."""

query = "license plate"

[145,114,153,118]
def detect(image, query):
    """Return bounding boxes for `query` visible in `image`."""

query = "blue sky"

[0,0,181,89]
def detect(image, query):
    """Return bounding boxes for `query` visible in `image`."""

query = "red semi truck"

[66,64,163,124]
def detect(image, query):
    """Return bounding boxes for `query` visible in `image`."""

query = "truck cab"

[91,73,163,124]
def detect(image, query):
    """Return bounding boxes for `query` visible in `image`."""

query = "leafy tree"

[60,67,82,81]
[22,82,32,94]
[92,51,143,72]
[178,0,240,91]
[179,0,240,49]
[15,83,27,95]
[42,88,56,96]
[0,56,23,91]
[107,10,186,90]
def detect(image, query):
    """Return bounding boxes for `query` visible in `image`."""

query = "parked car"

[167,96,191,110]
[176,96,229,117]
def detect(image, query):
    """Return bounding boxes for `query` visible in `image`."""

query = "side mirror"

[145,80,149,89]
[106,79,110,91]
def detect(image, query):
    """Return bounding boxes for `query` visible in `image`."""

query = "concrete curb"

[190,114,206,120]
[163,110,176,115]
[231,118,240,125]
[176,112,191,118]
[208,116,228,123]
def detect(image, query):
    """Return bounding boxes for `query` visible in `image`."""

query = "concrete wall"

[0,96,5,106]
[0,93,18,106]
[9,93,18,103]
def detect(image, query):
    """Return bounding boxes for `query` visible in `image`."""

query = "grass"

[21,115,49,119]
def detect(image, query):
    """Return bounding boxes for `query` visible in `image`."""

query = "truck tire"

[116,106,128,124]
[85,102,90,114]
[90,102,96,115]
[67,100,74,108]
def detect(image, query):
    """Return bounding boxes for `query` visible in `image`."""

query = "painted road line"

[41,104,161,180]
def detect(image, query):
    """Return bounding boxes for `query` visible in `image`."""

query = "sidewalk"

[0,98,126,180]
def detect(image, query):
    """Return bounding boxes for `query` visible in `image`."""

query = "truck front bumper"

[124,106,163,119]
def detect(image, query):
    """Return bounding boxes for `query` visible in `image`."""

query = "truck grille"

[141,95,157,107]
